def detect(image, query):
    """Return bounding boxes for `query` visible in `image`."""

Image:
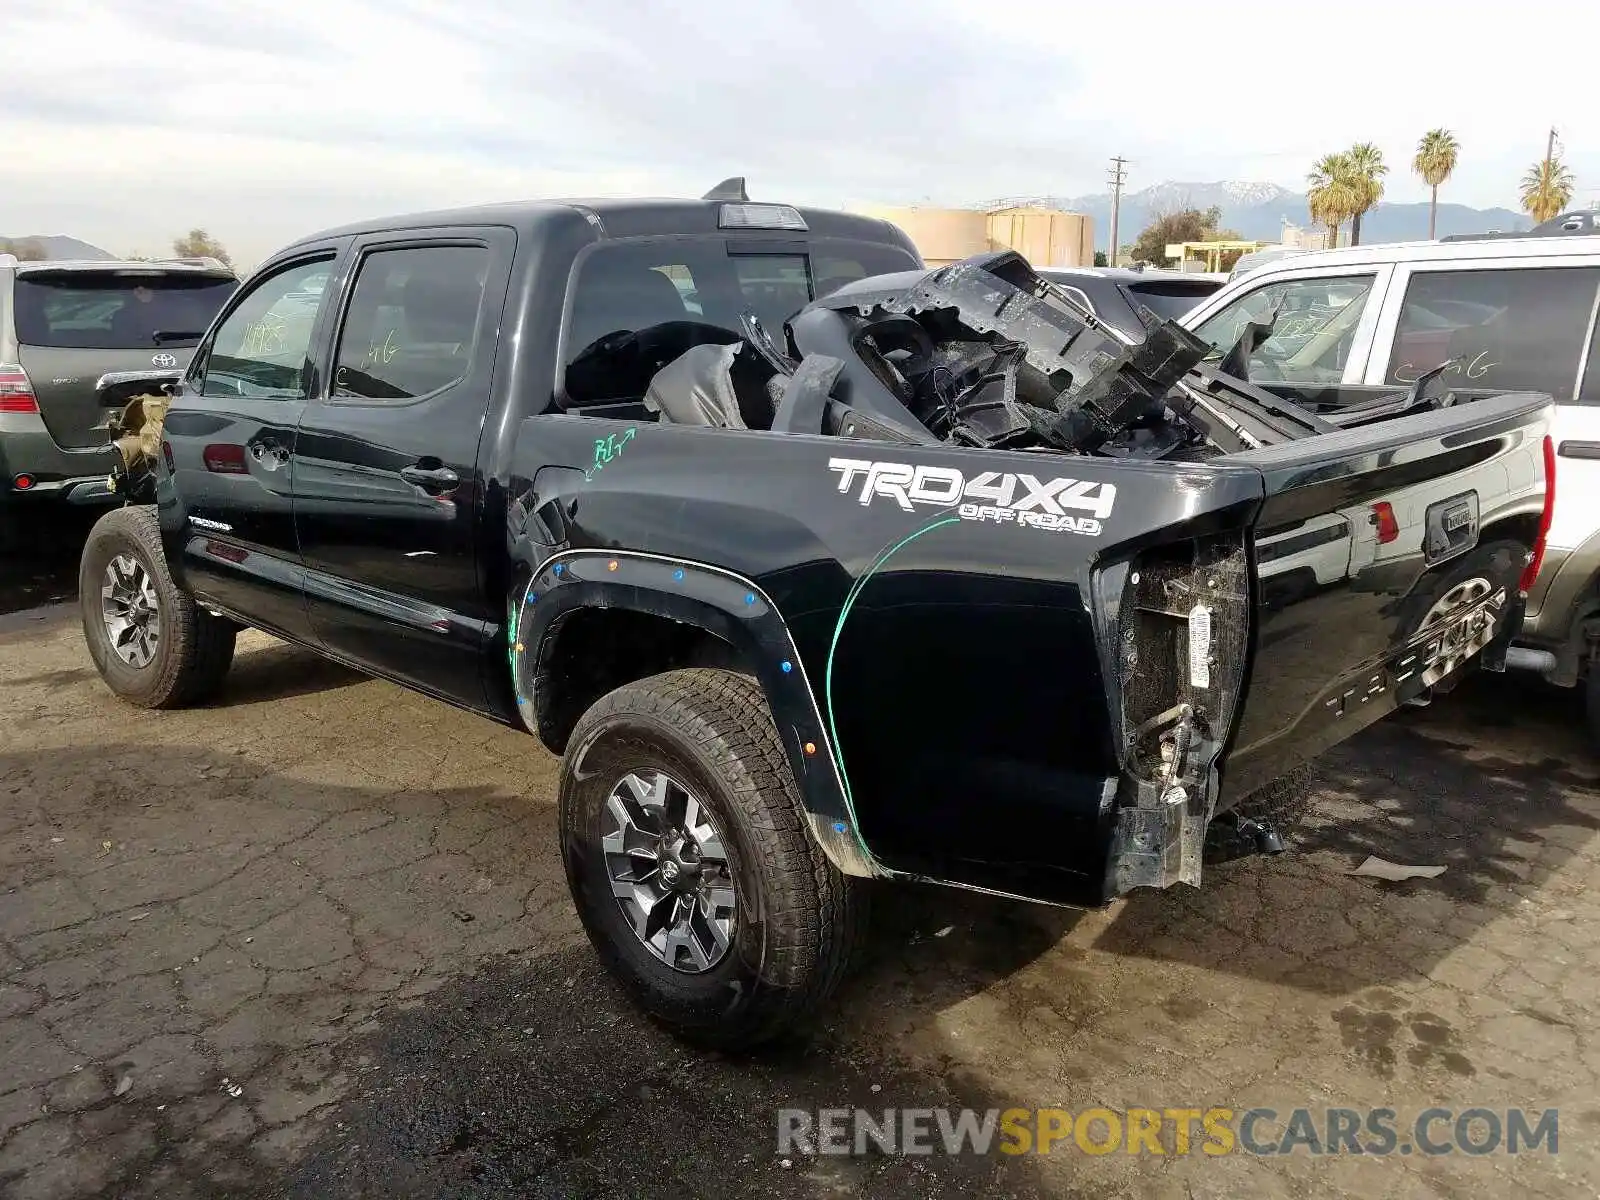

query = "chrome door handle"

[400,464,460,491]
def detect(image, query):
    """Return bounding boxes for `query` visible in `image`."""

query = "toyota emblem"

[152,352,178,368]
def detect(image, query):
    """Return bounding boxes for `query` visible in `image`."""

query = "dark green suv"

[0,254,237,546]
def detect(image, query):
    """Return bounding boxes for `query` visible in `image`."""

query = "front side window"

[333,245,489,401]
[1386,266,1600,402]
[1192,273,1377,385]
[561,239,918,407]
[200,258,333,400]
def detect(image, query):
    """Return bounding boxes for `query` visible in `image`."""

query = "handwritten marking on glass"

[1393,351,1497,385]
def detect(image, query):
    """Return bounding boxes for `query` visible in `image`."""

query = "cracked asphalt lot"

[3,582,1600,1197]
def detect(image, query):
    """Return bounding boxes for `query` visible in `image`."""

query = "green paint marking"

[823,515,960,863]
[585,426,638,481]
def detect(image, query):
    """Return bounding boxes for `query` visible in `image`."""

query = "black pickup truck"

[78,181,1553,1049]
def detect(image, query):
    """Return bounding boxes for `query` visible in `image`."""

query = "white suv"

[1179,233,1600,741]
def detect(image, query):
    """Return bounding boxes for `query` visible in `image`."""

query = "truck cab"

[150,188,921,709]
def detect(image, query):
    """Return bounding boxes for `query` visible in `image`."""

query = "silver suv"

[1180,232,1600,741]
[0,255,237,547]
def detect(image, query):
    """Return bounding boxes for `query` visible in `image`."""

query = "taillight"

[1520,433,1557,594]
[0,365,38,413]
[1370,501,1400,545]
[202,443,247,474]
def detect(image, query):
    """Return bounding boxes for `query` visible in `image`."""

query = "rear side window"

[561,239,918,407]
[332,245,489,401]
[13,272,236,349]
[1386,266,1600,402]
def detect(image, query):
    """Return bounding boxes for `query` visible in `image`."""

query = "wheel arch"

[507,549,881,879]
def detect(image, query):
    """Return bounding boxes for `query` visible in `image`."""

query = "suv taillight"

[0,365,39,414]
[1520,433,1557,594]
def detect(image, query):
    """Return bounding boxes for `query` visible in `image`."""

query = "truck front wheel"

[559,667,865,1051]
[79,506,236,709]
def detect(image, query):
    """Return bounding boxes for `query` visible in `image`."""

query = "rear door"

[1359,257,1600,570]
[12,266,236,448]
[294,228,514,710]
[161,250,343,640]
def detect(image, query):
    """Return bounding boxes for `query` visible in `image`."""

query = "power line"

[1107,156,1129,265]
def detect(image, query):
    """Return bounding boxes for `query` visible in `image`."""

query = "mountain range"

[0,235,112,260]
[985,182,1531,253]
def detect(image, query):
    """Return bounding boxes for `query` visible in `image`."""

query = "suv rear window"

[13,272,237,350]
[561,239,918,407]
[1122,280,1221,321]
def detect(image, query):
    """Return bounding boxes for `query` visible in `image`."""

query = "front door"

[161,251,343,641]
[293,229,512,710]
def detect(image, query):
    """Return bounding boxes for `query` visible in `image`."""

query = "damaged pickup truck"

[79,183,1553,1049]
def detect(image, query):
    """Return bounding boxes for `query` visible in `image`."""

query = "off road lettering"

[827,458,1114,536]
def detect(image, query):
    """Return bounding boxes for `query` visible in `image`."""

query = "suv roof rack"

[161,255,230,270]
[1440,211,1597,243]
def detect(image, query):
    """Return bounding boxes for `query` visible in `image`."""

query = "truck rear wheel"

[79,506,236,709]
[558,667,865,1051]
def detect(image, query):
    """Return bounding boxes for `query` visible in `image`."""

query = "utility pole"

[1546,126,1557,174]
[1107,156,1128,267]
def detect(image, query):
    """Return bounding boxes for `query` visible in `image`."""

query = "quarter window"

[200,257,333,400]
[1192,274,1377,386]
[333,245,489,401]
[1386,267,1600,403]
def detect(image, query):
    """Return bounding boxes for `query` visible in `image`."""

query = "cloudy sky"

[7,0,1595,267]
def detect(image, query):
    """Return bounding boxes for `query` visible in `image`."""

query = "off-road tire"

[559,667,866,1051]
[79,505,236,708]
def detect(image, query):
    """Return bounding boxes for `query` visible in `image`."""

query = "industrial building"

[851,205,1095,268]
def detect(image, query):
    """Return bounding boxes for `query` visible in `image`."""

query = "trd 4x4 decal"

[826,457,1116,536]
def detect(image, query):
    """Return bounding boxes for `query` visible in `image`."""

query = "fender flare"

[507,548,885,879]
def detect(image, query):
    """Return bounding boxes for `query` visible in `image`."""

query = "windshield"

[13,272,237,350]
[1191,274,1377,385]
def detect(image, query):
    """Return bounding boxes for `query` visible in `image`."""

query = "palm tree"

[1345,142,1388,246]
[1307,153,1357,248]
[1413,128,1460,239]
[1521,156,1576,224]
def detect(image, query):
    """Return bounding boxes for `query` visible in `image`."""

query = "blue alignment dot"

[744,592,756,605]
[673,568,685,582]
[781,660,792,673]
[552,563,564,575]
[529,593,537,602]
[833,821,847,833]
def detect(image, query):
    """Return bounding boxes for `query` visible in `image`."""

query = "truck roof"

[288,195,917,254]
